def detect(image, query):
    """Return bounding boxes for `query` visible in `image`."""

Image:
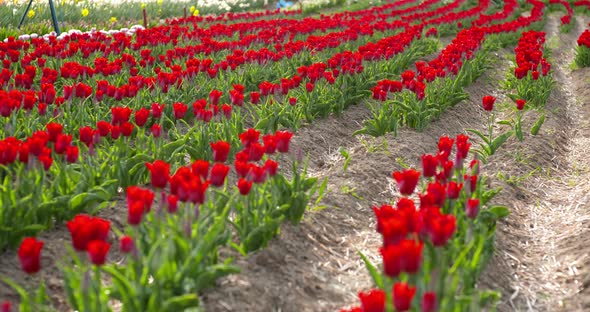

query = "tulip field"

[0,0,590,310]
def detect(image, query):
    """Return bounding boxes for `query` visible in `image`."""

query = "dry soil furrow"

[482,14,590,312]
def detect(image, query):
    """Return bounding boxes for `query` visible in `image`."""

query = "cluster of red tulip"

[371,0,546,104]
[573,0,590,9]
[130,127,292,224]
[514,30,550,79]
[0,122,80,169]
[8,127,295,309]
[341,134,506,311]
[0,0,452,123]
[1,0,469,254]
[549,0,574,25]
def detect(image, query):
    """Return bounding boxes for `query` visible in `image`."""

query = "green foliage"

[575,45,590,68]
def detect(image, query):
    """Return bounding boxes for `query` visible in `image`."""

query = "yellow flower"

[193,9,199,16]
[110,17,117,23]
[141,3,146,9]
[157,0,162,5]
[27,9,35,19]
[189,6,195,13]
[81,8,89,17]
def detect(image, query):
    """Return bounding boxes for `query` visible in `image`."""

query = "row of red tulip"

[341,134,509,311]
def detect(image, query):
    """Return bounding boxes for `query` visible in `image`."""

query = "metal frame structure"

[18,0,61,35]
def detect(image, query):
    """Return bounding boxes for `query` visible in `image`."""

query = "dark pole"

[143,8,148,28]
[48,0,61,35]
[17,0,34,29]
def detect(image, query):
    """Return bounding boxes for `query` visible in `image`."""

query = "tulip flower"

[209,163,230,187]
[358,289,385,312]
[18,237,43,274]
[120,236,135,254]
[421,154,438,177]
[145,160,170,189]
[66,215,110,251]
[466,198,480,218]
[87,240,110,266]
[482,95,496,111]
[237,178,253,195]
[393,282,416,311]
[392,169,421,196]
[421,292,437,312]
[210,141,230,163]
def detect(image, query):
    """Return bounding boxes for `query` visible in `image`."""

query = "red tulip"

[421,292,437,312]
[456,134,470,157]
[446,181,463,199]
[110,125,121,140]
[210,163,230,187]
[151,103,164,119]
[239,128,260,147]
[209,89,222,105]
[482,95,496,111]
[121,122,134,137]
[151,124,162,137]
[46,122,63,142]
[66,146,79,163]
[79,126,95,147]
[264,159,278,176]
[393,282,416,312]
[173,102,188,119]
[262,134,277,154]
[221,104,232,118]
[18,143,30,164]
[135,108,150,126]
[246,143,265,161]
[18,237,43,274]
[120,236,135,254]
[55,134,72,154]
[235,161,252,178]
[210,141,230,163]
[465,174,478,192]
[87,240,110,266]
[381,239,423,277]
[167,194,178,213]
[275,130,293,153]
[126,186,155,214]
[438,136,454,155]
[237,178,253,195]
[427,213,456,247]
[421,154,438,177]
[145,160,170,189]
[358,289,385,312]
[38,155,53,171]
[250,165,267,184]
[250,91,260,104]
[516,99,526,110]
[66,214,111,251]
[96,121,111,137]
[392,169,421,196]
[466,198,480,219]
[191,160,210,179]
[1,301,11,312]
[127,201,144,225]
[111,107,132,125]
